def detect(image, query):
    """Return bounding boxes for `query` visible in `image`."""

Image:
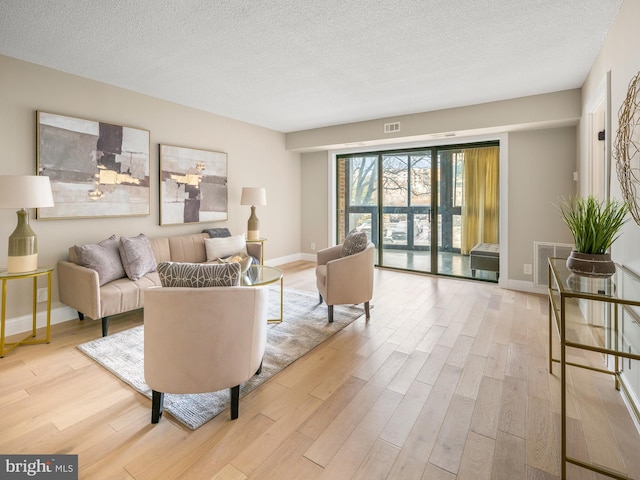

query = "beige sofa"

[57,232,262,337]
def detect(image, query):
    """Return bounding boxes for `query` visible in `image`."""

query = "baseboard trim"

[266,252,314,266]
[503,278,545,295]
[4,305,78,337]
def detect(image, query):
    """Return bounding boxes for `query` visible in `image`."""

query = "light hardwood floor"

[1,261,639,479]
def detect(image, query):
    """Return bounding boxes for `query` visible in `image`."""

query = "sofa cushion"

[204,234,247,261]
[341,229,368,257]
[74,235,126,286]
[119,234,158,281]
[157,261,241,287]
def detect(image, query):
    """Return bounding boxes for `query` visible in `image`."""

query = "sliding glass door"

[380,151,433,272]
[337,141,499,281]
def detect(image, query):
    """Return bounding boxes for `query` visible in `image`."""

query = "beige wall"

[287,89,581,152]
[300,151,330,254]
[0,54,301,320]
[507,128,576,281]
[581,0,640,274]
[578,0,640,415]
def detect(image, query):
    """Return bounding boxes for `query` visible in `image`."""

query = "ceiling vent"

[384,122,400,134]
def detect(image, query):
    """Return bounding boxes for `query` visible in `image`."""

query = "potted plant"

[558,195,628,277]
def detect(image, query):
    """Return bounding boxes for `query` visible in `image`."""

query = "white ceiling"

[0,0,623,133]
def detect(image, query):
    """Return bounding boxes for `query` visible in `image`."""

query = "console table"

[1,267,53,357]
[548,258,640,479]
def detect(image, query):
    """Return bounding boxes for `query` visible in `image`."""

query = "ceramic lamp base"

[8,253,38,274]
[7,209,38,274]
[247,205,260,241]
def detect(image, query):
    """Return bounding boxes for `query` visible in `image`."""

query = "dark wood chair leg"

[319,293,323,304]
[151,390,164,423]
[230,385,240,420]
[78,312,85,320]
[101,317,110,337]
[256,360,263,375]
[364,301,370,319]
[328,304,334,323]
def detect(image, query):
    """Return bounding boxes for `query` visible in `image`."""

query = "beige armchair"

[316,242,375,322]
[144,285,268,423]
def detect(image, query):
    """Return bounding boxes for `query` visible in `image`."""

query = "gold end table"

[1,266,53,357]
[242,264,283,323]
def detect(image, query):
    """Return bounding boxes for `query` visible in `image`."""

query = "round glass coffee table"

[241,265,283,323]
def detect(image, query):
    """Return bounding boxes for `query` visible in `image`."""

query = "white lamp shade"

[0,175,54,209]
[240,187,267,206]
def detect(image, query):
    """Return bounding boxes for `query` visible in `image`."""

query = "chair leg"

[101,316,110,337]
[365,301,371,319]
[319,293,323,304]
[230,385,240,420]
[328,304,334,323]
[78,312,85,320]
[151,390,164,424]
[256,359,263,375]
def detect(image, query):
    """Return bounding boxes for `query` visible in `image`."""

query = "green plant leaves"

[557,195,628,254]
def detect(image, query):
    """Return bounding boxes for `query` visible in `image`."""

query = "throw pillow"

[340,229,368,257]
[119,234,157,281]
[74,235,126,286]
[202,227,232,238]
[157,261,241,287]
[204,234,247,261]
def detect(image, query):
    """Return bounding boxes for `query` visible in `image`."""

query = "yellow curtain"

[461,146,499,254]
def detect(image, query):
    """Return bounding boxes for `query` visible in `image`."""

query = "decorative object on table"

[77,286,364,429]
[0,175,54,273]
[36,111,150,219]
[615,70,640,226]
[558,195,627,277]
[240,187,266,240]
[159,144,228,225]
[215,253,253,274]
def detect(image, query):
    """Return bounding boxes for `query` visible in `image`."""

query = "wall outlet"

[37,287,48,303]
[310,242,316,251]
[523,264,532,275]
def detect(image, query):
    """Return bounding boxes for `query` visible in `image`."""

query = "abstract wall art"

[36,111,150,219]
[159,144,228,225]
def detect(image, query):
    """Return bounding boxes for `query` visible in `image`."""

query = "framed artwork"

[36,111,150,219]
[159,144,228,225]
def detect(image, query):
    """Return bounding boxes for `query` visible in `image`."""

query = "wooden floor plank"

[457,431,496,480]
[429,394,476,474]
[469,375,503,439]
[352,438,400,480]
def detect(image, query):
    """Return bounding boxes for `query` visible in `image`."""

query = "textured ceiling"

[0,0,623,133]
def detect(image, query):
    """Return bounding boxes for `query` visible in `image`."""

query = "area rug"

[77,287,364,430]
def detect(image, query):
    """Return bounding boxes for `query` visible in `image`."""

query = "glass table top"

[241,265,283,286]
[0,267,54,279]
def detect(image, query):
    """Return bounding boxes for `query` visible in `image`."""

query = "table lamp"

[240,187,266,240]
[0,175,54,273]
